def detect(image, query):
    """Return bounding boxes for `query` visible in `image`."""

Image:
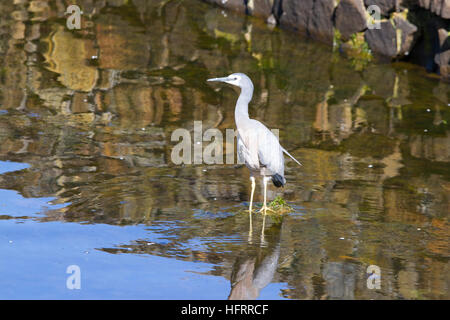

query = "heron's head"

[207,73,253,90]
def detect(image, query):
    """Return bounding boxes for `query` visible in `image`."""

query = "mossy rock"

[339,132,396,159]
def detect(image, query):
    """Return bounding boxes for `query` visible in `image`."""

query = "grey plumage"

[207,72,301,214]
[208,73,301,186]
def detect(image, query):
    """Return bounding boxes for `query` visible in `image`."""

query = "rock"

[365,20,397,57]
[279,0,336,42]
[436,50,450,78]
[204,0,246,14]
[418,0,450,19]
[335,0,368,41]
[308,0,337,43]
[442,2,450,18]
[438,27,450,49]
[279,0,314,35]
[365,15,417,58]
[272,0,283,20]
[364,0,398,16]
[431,0,444,15]
[267,14,277,26]
[247,0,273,19]
[394,15,418,56]
[418,0,431,8]
[435,28,450,79]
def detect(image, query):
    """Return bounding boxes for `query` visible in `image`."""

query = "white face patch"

[225,74,241,86]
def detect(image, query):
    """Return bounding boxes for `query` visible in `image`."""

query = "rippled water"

[0,0,448,299]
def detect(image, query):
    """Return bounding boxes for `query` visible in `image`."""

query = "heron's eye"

[233,77,237,80]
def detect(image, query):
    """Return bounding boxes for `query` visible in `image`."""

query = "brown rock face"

[418,0,450,19]
[365,16,417,58]
[247,0,274,19]
[279,0,336,43]
[335,0,368,41]
[394,15,418,56]
[365,21,397,57]
[308,0,336,43]
[364,0,398,16]
[435,28,450,79]
[279,0,314,35]
[203,0,247,14]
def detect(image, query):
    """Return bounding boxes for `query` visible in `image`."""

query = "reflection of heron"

[228,222,283,300]
[207,73,301,220]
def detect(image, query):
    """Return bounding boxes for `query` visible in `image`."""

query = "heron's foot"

[257,205,274,213]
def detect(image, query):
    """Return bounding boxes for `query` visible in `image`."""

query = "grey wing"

[236,133,246,165]
[237,130,260,170]
[254,121,284,177]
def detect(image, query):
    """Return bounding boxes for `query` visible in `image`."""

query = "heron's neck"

[235,87,253,125]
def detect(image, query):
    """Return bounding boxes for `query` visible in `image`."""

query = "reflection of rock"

[12,21,25,40]
[409,131,450,162]
[35,87,72,111]
[398,262,419,299]
[322,262,356,299]
[381,143,403,180]
[313,85,368,144]
[42,25,98,92]
[71,92,91,113]
[104,83,161,128]
[28,0,51,21]
[96,14,149,70]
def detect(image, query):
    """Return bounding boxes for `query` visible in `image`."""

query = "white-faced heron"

[207,73,301,216]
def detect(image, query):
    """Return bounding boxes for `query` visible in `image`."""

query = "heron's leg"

[258,176,274,213]
[249,176,255,214]
[263,176,268,215]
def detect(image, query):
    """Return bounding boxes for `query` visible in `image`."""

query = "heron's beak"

[207,76,231,83]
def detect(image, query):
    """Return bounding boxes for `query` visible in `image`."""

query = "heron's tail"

[282,148,302,166]
[272,174,286,188]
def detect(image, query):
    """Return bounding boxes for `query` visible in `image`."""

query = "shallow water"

[0,0,448,299]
